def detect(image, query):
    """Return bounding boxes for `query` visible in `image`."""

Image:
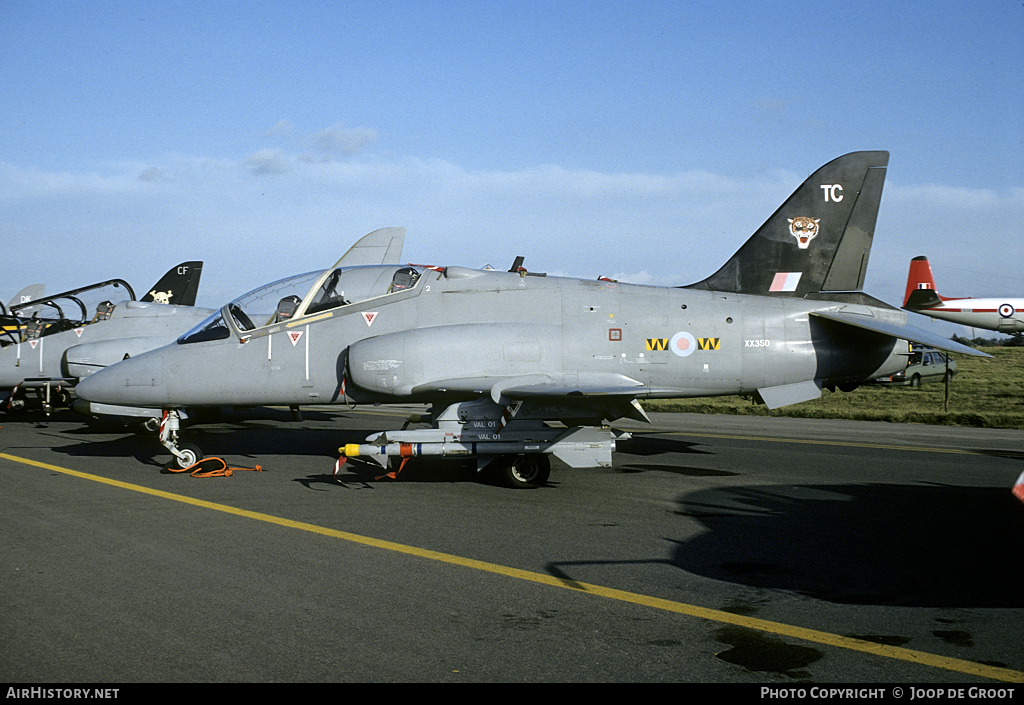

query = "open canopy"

[178,264,425,345]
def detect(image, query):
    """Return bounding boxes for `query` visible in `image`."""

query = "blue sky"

[2,1,1022,336]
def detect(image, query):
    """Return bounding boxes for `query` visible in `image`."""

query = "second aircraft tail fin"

[141,261,203,307]
[902,256,947,309]
[7,284,45,309]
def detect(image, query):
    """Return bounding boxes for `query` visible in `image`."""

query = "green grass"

[642,346,1024,429]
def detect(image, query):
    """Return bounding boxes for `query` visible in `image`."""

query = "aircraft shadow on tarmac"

[53,408,501,485]
[40,409,1024,610]
[54,407,401,469]
[309,456,486,490]
[614,433,735,477]
[669,482,1024,608]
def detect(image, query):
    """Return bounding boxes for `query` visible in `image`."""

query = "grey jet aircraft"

[4,227,406,414]
[76,152,987,486]
[1,262,207,411]
[71,227,405,424]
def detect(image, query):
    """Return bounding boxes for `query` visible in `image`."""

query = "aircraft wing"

[332,227,406,268]
[410,372,668,400]
[809,310,990,357]
[410,373,669,422]
[491,373,673,401]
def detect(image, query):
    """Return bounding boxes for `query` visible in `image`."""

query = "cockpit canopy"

[178,264,424,345]
[0,279,135,347]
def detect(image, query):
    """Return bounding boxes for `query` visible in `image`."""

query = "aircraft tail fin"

[6,284,45,309]
[902,256,946,309]
[685,151,889,297]
[332,227,406,268]
[140,262,203,307]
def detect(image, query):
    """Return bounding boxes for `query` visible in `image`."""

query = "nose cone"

[76,353,167,407]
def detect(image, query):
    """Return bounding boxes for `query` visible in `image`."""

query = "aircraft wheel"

[499,454,551,489]
[172,443,204,470]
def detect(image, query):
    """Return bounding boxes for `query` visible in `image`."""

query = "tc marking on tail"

[820,184,844,202]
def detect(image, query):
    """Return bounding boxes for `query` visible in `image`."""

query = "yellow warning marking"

[2,451,1022,683]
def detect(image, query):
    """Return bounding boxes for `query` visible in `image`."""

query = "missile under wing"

[76,152,987,485]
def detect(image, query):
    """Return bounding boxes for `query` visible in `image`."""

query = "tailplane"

[685,151,889,297]
[140,261,203,307]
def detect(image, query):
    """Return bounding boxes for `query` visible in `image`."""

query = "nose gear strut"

[159,409,204,470]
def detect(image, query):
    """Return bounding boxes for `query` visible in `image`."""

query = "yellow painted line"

[3,450,1022,683]
[655,430,1024,458]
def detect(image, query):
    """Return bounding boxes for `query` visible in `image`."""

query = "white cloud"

[137,166,169,183]
[262,119,293,139]
[308,122,379,158]
[887,182,1002,209]
[243,148,290,175]
[2,152,1021,311]
[0,162,141,199]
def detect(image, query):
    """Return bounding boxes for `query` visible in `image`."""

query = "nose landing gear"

[158,410,205,469]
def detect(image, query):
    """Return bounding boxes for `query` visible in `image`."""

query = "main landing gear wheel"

[172,442,204,470]
[498,454,551,489]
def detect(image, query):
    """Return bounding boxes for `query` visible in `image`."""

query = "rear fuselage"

[914,298,1024,334]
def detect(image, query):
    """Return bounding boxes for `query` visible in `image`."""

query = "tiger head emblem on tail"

[787,216,820,249]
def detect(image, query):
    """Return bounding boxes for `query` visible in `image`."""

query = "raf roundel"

[999,303,1015,318]
[670,331,697,357]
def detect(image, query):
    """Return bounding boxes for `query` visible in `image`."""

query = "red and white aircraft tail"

[903,256,944,307]
[902,256,1024,334]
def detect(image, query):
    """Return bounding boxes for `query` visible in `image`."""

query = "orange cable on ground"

[161,457,263,477]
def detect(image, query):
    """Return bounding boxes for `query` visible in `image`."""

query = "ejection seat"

[274,295,302,323]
